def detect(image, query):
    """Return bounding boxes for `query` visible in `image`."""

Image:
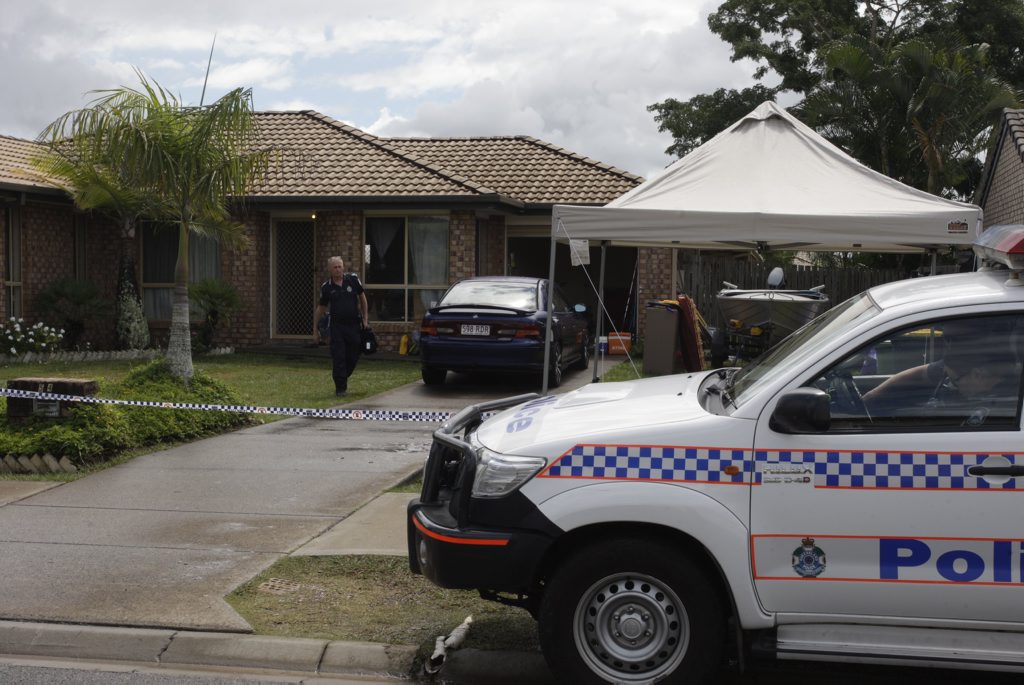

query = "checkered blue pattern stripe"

[0,388,453,423]
[542,445,753,484]
[756,450,1021,490]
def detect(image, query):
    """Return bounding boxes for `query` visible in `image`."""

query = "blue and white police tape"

[0,387,454,423]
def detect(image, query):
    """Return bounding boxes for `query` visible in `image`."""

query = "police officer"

[313,256,369,397]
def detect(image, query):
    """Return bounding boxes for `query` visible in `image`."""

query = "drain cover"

[257,577,301,595]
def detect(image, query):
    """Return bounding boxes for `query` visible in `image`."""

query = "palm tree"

[798,35,1020,195]
[38,71,273,382]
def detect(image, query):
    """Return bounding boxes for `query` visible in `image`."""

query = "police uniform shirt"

[320,274,364,324]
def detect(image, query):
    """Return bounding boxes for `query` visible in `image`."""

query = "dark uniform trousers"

[330,320,362,393]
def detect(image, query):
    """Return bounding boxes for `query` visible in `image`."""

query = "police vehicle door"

[750,310,1024,623]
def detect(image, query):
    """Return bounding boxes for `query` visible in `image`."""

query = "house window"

[140,223,221,320]
[4,207,22,319]
[364,215,449,322]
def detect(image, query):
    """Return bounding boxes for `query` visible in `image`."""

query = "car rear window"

[440,281,539,310]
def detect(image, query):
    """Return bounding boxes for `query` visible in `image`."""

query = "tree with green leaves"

[38,71,273,382]
[798,36,1019,195]
[649,1,1023,197]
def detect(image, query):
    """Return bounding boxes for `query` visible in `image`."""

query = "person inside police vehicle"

[862,346,1016,415]
[816,314,1024,428]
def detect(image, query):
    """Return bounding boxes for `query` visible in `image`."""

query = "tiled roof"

[0,135,58,191]
[1,112,642,206]
[384,136,643,205]
[252,112,485,198]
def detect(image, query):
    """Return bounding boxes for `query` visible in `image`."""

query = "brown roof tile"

[384,136,642,204]
[2,112,642,206]
[0,135,58,191]
[252,112,484,198]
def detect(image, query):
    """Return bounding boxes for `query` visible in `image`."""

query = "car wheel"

[421,366,447,386]
[572,334,590,370]
[548,343,563,388]
[539,537,725,684]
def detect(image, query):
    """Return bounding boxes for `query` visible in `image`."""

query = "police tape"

[0,387,455,423]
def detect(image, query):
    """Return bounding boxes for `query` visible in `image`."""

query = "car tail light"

[496,323,541,337]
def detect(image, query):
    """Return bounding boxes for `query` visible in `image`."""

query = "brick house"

[1,112,661,352]
[977,109,1024,228]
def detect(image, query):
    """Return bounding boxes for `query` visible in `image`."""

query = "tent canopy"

[552,101,982,253]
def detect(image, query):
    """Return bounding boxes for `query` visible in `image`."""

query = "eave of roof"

[977,108,1024,209]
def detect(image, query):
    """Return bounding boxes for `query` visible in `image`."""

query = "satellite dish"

[767,267,786,289]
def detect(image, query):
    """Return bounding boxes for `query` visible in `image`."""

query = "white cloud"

[0,0,764,175]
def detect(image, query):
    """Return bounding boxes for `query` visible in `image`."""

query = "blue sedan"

[419,277,590,387]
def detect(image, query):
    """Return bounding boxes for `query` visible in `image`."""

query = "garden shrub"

[0,318,64,356]
[0,359,253,469]
[0,404,132,466]
[112,360,253,444]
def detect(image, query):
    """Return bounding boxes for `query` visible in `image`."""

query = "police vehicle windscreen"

[730,294,879,405]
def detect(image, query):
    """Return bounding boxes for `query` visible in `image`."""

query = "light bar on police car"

[973,224,1024,271]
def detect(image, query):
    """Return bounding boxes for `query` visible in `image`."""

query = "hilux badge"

[792,537,826,577]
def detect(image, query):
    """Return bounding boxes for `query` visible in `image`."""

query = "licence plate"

[461,324,490,336]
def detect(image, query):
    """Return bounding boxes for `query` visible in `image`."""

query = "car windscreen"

[730,293,879,405]
[439,281,539,310]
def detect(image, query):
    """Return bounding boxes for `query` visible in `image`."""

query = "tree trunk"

[166,215,194,383]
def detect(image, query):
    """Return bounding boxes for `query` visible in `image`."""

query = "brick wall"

[316,210,363,278]
[478,215,506,276]
[636,246,673,340]
[449,211,476,283]
[983,132,1024,226]
[220,210,271,347]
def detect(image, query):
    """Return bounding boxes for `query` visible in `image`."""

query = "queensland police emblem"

[792,537,826,577]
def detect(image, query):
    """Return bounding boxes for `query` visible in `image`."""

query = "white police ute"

[408,225,1024,684]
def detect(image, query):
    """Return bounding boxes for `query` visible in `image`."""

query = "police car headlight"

[471,448,546,498]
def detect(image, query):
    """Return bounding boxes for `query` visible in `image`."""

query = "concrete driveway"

[0,363,605,632]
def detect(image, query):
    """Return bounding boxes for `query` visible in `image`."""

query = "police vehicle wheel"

[539,538,724,684]
[549,343,564,387]
[421,366,447,386]
[572,334,591,370]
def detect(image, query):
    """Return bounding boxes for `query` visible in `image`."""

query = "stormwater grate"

[258,577,302,595]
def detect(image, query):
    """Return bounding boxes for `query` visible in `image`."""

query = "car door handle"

[967,465,1024,477]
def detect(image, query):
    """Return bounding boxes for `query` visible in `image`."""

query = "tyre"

[571,334,591,370]
[539,538,725,684]
[421,366,447,386]
[548,343,563,387]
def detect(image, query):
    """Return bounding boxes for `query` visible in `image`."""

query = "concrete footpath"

[0,362,615,681]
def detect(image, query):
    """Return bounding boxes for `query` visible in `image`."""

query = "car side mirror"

[770,388,831,434]
[574,304,587,313]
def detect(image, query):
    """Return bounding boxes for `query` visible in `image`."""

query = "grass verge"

[226,555,539,653]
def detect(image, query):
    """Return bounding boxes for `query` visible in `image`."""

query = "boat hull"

[717,290,830,340]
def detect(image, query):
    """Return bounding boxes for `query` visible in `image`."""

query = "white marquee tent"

[551,101,982,252]
[541,101,984,390]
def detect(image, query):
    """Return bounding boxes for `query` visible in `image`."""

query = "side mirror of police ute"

[769,388,831,434]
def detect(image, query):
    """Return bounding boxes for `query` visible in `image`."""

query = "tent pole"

[930,250,938,276]
[593,241,607,383]
[542,218,559,394]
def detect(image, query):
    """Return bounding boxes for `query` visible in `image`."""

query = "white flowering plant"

[0,318,64,356]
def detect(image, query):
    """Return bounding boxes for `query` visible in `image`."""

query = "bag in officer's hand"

[317,314,330,344]
[361,327,378,355]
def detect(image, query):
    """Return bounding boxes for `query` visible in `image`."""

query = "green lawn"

[0,353,422,417]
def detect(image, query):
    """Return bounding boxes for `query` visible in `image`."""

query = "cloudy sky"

[0,0,764,179]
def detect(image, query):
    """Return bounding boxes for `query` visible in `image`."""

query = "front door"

[750,309,1024,624]
[273,220,315,337]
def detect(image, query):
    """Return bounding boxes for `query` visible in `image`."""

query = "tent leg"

[542,225,558,395]
[593,242,607,383]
